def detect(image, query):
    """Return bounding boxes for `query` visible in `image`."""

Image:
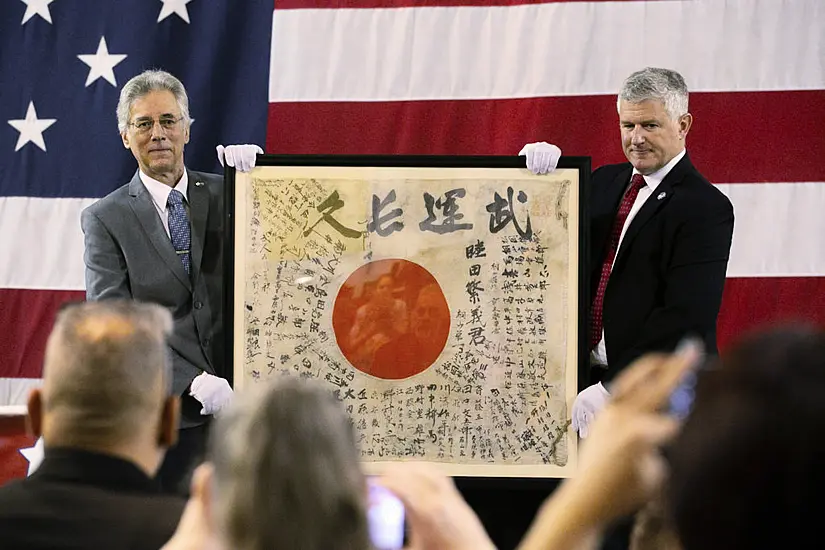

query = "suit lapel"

[187,170,209,282]
[128,172,192,291]
[613,155,693,268]
[604,168,632,211]
[592,167,633,267]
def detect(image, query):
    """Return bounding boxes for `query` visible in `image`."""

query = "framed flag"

[225,154,590,477]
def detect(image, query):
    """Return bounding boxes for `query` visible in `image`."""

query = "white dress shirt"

[591,149,686,367]
[139,170,189,238]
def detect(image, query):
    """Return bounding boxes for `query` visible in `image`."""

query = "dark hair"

[666,324,825,550]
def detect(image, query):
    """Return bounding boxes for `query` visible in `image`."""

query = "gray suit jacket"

[81,170,225,428]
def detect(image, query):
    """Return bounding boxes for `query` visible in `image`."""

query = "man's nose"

[150,121,167,139]
[630,126,645,144]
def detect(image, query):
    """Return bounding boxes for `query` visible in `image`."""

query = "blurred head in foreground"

[193,377,370,550]
[667,325,825,550]
[28,299,179,476]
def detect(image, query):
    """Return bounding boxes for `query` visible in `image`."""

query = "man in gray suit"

[81,69,260,494]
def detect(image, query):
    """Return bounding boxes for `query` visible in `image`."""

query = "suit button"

[203,338,211,347]
[194,301,203,310]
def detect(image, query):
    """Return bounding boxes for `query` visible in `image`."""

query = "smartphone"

[667,368,697,420]
[666,338,707,420]
[367,479,406,550]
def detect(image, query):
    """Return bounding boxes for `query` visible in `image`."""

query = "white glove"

[216,144,263,173]
[518,142,562,175]
[189,373,234,416]
[571,382,610,439]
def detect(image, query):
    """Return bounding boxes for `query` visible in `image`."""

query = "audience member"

[0,300,185,549]
[667,325,825,550]
[163,376,372,550]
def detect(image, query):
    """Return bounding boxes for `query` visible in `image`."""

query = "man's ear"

[679,112,693,139]
[26,389,44,438]
[158,395,180,448]
[121,131,131,150]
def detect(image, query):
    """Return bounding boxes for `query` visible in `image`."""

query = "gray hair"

[209,377,370,550]
[618,67,689,120]
[42,300,173,447]
[116,69,191,133]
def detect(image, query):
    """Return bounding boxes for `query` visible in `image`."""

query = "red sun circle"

[332,259,451,380]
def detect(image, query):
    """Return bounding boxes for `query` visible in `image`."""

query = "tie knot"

[167,189,185,207]
[631,173,646,191]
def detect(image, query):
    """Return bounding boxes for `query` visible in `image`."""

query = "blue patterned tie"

[167,189,191,274]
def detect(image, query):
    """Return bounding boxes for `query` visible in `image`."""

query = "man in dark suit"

[81,69,260,494]
[521,66,734,550]
[0,300,184,549]
[521,67,734,438]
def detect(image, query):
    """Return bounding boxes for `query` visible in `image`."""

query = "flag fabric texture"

[0,0,272,407]
[1,0,823,477]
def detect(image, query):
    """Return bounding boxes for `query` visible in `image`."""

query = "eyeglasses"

[128,115,185,134]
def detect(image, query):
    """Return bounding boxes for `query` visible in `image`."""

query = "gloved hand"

[216,144,263,173]
[189,373,234,416]
[571,382,610,438]
[518,142,562,175]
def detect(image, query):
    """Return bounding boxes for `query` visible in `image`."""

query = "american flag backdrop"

[1,0,824,483]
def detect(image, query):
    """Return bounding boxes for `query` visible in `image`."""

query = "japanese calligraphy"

[419,188,474,234]
[367,189,404,237]
[304,190,362,239]
[486,186,533,240]
[238,168,578,476]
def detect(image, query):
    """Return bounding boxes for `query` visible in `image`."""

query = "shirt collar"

[139,169,189,213]
[632,148,686,191]
[30,447,160,493]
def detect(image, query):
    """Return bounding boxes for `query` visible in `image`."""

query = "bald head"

[40,300,173,449]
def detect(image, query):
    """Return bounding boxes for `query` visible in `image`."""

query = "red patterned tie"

[589,173,647,351]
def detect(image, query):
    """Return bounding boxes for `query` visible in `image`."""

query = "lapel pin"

[657,192,666,200]
[195,181,204,187]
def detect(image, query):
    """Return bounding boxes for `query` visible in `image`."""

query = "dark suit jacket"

[81,170,225,427]
[590,154,734,384]
[0,448,185,550]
